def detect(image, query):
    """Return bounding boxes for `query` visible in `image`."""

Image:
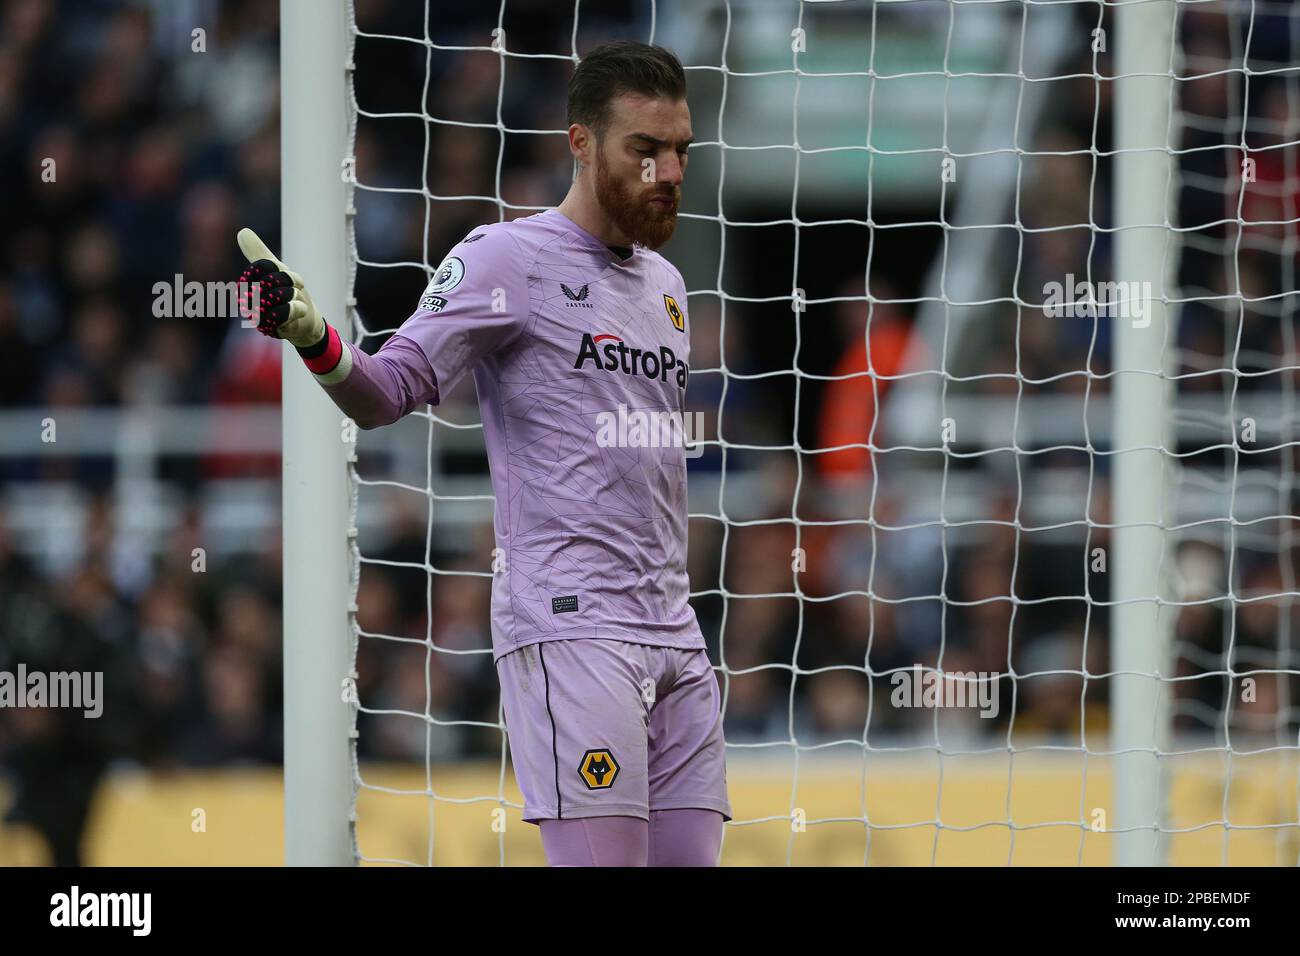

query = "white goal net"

[325,0,1300,866]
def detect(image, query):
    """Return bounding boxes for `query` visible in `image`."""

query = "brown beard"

[594,143,680,250]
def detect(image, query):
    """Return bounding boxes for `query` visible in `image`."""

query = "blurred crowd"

[1,0,1298,866]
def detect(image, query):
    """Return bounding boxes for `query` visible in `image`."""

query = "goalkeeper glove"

[236,228,327,349]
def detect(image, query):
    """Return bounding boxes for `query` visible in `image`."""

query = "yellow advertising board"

[2,750,1295,866]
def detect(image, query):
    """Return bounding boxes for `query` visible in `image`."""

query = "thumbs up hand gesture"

[236,228,326,349]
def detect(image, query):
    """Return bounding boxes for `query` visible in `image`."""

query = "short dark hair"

[567,41,687,137]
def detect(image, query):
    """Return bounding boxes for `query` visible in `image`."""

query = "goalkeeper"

[239,41,729,866]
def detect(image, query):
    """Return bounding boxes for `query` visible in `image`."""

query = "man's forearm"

[235,228,442,429]
[295,323,439,430]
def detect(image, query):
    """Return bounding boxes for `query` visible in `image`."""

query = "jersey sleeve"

[389,227,532,404]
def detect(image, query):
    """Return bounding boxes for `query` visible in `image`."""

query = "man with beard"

[235,41,729,866]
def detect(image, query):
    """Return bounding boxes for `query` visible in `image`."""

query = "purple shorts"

[496,638,732,824]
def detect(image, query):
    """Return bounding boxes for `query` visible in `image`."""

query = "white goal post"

[281,0,354,866]
[1111,0,1177,868]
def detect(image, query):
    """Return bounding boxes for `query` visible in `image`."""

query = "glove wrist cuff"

[298,322,347,379]
[293,321,330,355]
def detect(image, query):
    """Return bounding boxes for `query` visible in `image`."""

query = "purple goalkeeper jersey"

[324,209,704,661]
